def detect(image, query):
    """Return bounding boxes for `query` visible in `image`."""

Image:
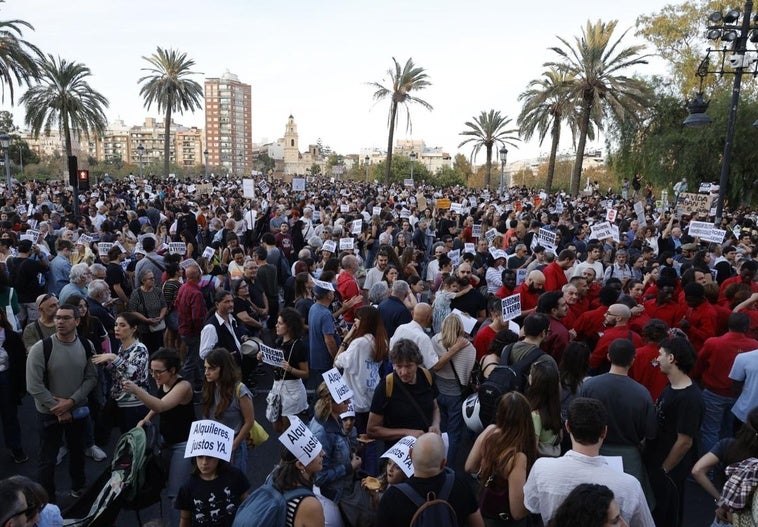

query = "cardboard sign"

[436,198,451,210]
[676,192,713,216]
[184,420,234,462]
[278,416,323,466]
[340,204,349,213]
[448,249,460,267]
[485,228,498,243]
[372,206,382,217]
[472,224,482,238]
[169,242,187,255]
[606,209,617,223]
[501,293,522,321]
[97,242,113,256]
[381,435,416,478]
[242,179,255,198]
[464,243,475,254]
[322,240,337,253]
[292,178,306,191]
[259,343,285,367]
[339,237,354,250]
[322,367,354,404]
[351,219,362,235]
[451,309,477,335]
[201,246,215,260]
[590,221,613,241]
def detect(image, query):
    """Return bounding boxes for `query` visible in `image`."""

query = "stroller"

[62,423,167,527]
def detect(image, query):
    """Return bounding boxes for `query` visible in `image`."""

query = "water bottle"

[72,406,90,420]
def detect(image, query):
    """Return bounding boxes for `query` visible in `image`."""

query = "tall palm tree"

[458,110,520,189]
[21,55,108,160]
[518,68,590,194]
[546,19,652,196]
[0,16,41,104]
[369,57,432,185]
[139,47,203,178]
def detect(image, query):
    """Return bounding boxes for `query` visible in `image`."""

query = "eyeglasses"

[150,368,167,376]
[605,312,621,317]
[1,504,38,526]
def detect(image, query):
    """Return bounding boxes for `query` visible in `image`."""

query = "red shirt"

[720,275,758,296]
[643,298,686,328]
[543,262,568,292]
[473,324,497,361]
[692,332,758,396]
[176,280,208,337]
[628,312,651,335]
[563,303,581,330]
[629,342,669,402]
[337,271,363,324]
[513,283,540,313]
[573,305,608,342]
[713,303,732,336]
[494,285,513,299]
[541,316,570,364]
[683,301,717,352]
[589,325,644,370]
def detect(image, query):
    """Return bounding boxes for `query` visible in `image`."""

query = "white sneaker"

[56,446,68,466]
[85,445,107,462]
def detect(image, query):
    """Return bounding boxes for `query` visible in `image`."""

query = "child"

[175,455,250,527]
[432,275,472,333]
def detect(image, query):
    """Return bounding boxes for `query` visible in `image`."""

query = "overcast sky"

[1,0,684,163]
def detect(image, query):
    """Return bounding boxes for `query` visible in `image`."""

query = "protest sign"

[501,293,521,321]
[451,309,477,335]
[610,225,620,243]
[590,221,613,240]
[180,258,199,270]
[606,209,617,223]
[464,243,475,254]
[699,182,713,193]
[400,209,411,218]
[404,179,414,188]
[292,178,306,191]
[25,229,40,241]
[676,192,713,216]
[169,242,187,255]
[339,238,354,251]
[536,228,558,253]
[372,206,382,217]
[436,198,451,209]
[258,180,270,194]
[340,204,349,213]
[114,241,126,254]
[313,279,335,291]
[322,368,354,404]
[78,234,93,246]
[19,234,35,242]
[381,435,416,477]
[184,420,234,462]
[259,343,285,368]
[469,196,478,207]
[472,224,482,238]
[634,201,645,216]
[278,416,323,466]
[516,268,528,286]
[351,219,362,235]
[689,220,727,244]
[201,246,215,260]
[242,179,255,198]
[555,199,564,213]
[448,249,460,267]
[97,242,113,256]
[17,204,26,215]
[450,203,463,214]
[322,240,337,253]
[485,228,498,243]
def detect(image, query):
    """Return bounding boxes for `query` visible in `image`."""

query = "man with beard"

[719,259,758,300]
[473,296,509,361]
[512,270,545,317]
[449,263,487,323]
[536,291,570,363]
[363,249,389,294]
[572,242,604,283]
[589,304,643,373]
[678,283,716,353]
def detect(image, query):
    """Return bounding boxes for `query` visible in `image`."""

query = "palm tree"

[458,110,520,189]
[369,57,433,185]
[0,16,41,104]
[518,68,589,194]
[139,47,203,178]
[21,54,108,160]
[547,19,652,196]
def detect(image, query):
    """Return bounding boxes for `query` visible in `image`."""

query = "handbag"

[479,473,512,521]
[450,359,475,398]
[234,383,271,448]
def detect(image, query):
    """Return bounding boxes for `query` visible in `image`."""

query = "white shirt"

[524,450,654,527]
[333,334,381,413]
[199,312,242,360]
[389,320,438,369]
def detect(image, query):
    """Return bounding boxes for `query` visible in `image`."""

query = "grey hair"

[90,263,106,276]
[69,263,90,282]
[391,279,410,299]
[368,282,389,305]
[138,267,156,284]
[87,279,110,301]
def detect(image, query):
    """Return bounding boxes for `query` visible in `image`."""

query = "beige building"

[270,115,325,175]
[204,71,253,175]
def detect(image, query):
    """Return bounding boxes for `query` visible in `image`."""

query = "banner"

[676,192,713,216]
[688,220,727,244]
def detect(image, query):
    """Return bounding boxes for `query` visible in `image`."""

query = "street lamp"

[238,152,243,176]
[0,133,10,195]
[409,151,416,182]
[683,2,758,223]
[137,143,145,178]
[365,155,370,183]
[499,146,508,194]
[204,149,209,178]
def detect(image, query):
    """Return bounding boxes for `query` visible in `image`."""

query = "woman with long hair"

[271,447,325,527]
[201,348,254,473]
[92,311,150,432]
[68,294,109,353]
[465,392,537,526]
[431,313,477,465]
[162,262,183,351]
[262,307,309,433]
[381,264,400,289]
[547,483,627,527]
[527,361,563,457]
[293,272,314,329]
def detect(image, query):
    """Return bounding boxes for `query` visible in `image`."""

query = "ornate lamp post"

[409,151,416,182]
[0,133,11,196]
[137,143,145,178]
[365,155,370,183]
[204,149,209,178]
[499,146,508,195]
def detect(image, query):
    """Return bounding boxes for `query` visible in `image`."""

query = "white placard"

[404,179,414,188]
[372,206,382,217]
[258,180,270,194]
[351,219,362,235]
[516,268,528,286]
[114,241,126,254]
[260,343,285,367]
[313,210,321,222]
[451,309,477,335]
[340,204,349,213]
[590,221,614,241]
[169,242,187,255]
[180,258,199,270]
[536,228,558,254]
[201,246,215,260]
[25,229,40,241]
[501,293,522,321]
[184,420,233,462]
[450,203,463,214]
[339,237,354,250]
[464,243,475,254]
[17,204,26,215]
[381,435,416,478]
[699,182,713,193]
[278,416,323,466]
[322,240,337,253]
[322,367,354,404]
[97,242,113,256]
[400,209,411,219]
[689,220,726,243]
[313,279,335,291]
[145,184,153,194]
[242,179,255,198]
[469,197,478,207]
[606,209,617,223]
[472,224,482,238]
[78,234,93,245]
[448,249,461,267]
[610,225,620,243]
[485,228,497,243]
[634,201,645,216]
[555,199,564,213]
[292,178,306,191]
[19,234,35,242]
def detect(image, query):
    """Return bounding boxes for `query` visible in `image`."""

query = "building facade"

[204,71,253,175]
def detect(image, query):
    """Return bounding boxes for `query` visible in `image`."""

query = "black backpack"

[476,344,544,428]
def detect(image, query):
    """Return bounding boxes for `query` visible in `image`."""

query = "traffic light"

[77,169,90,191]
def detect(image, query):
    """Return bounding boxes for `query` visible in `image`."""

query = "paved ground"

[0,370,718,526]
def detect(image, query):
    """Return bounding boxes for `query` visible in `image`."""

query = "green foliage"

[254,152,275,173]
[309,163,321,175]
[0,110,39,169]
[371,154,431,184]
[431,165,465,187]
[0,11,41,104]
[458,109,520,188]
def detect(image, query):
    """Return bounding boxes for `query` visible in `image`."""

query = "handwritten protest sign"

[184,420,233,462]
[279,416,323,466]
[450,203,463,214]
[259,343,285,367]
[322,240,337,253]
[292,178,305,191]
[501,293,521,321]
[381,435,416,477]
[472,224,482,238]
[97,242,113,256]
[590,221,613,241]
[169,242,187,255]
[322,368,354,404]
[351,219,362,235]
[339,238,354,251]
[464,243,475,254]
[676,192,713,216]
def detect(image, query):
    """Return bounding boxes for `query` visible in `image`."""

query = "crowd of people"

[1,172,758,527]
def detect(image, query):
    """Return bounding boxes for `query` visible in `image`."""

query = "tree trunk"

[485,143,493,189]
[385,99,398,186]
[545,116,561,194]
[63,112,72,159]
[164,104,172,178]
[570,95,593,196]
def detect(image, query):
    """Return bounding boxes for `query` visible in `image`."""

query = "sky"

[0,0,684,164]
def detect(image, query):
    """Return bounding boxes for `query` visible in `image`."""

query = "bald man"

[389,303,439,369]
[589,303,644,373]
[513,270,546,317]
[377,433,484,527]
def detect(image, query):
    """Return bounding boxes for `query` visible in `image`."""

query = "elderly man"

[337,255,364,326]
[377,280,413,339]
[87,279,117,350]
[389,303,442,369]
[59,263,92,305]
[177,261,208,390]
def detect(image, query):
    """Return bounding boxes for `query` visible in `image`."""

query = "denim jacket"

[308,414,353,502]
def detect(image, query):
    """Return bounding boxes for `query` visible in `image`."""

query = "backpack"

[232,482,314,527]
[476,344,544,428]
[395,468,457,527]
[199,278,216,310]
[385,368,433,398]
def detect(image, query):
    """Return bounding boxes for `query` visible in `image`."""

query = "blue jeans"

[701,389,736,456]
[163,441,191,527]
[437,392,463,465]
[231,442,248,474]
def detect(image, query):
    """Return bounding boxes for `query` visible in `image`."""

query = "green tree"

[518,68,588,193]
[371,154,430,184]
[139,47,203,178]
[21,55,108,160]
[0,7,41,104]
[0,110,38,170]
[432,165,465,187]
[547,19,653,196]
[458,110,520,189]
[453,154,474,185]
[369,57,433,185]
